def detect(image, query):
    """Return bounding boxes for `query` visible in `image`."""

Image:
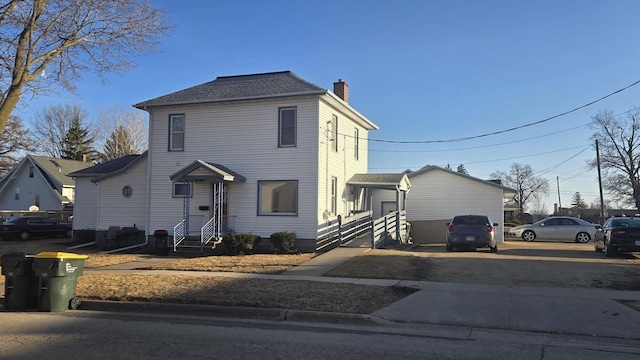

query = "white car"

[508,216,599,243]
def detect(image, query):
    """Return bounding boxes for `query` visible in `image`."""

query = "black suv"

[446,215,498,252]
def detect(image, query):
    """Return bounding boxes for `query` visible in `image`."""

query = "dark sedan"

[446,214,498,253]
[594,217,640,257]
[0,216,72,241]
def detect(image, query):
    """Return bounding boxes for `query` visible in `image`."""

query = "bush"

[222,233,259,255]
[270,232,298,254]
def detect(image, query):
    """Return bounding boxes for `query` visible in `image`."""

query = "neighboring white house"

[0,155,93,215]
[373,165,516,244]
[72,71,401,251]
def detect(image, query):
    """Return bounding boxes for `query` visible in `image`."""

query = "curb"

[77,300,389,325]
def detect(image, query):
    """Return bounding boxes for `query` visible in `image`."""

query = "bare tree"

[0,0,170,131]
[95,105,147,157]
[529,198,549,222]
[589,108,640,209]
[490,163,550,220]
[32,103,91,158]
[0,115,37,175]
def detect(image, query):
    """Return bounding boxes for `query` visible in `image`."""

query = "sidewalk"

[4,245,640,340]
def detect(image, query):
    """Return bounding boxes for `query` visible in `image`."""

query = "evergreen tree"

[445,163,452,170]
[60,115,97,161]
[457,164,469,175]
[101,125,138,161]
[571,192,588,209]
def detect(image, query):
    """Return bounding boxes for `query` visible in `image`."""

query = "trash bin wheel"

[69,297,81,310]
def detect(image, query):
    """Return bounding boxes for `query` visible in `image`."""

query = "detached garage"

[373,165,516,244]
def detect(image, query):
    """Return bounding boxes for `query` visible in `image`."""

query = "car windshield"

[2,217,21,224]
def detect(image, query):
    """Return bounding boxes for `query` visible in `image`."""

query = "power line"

[366,79,640,144]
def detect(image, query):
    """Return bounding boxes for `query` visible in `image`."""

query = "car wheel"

[575,232,590,243]
[490,245,498,253]
[604,243,616,257]
[522,230,536,242]
[19,231,29,241]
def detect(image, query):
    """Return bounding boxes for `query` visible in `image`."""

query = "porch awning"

[347,173,411,191]
[170,160,246,182]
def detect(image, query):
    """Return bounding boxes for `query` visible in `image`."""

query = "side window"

[172,182,192,197]
[330,177,338,215]
[278,107,296,147]
[328,115,338,152]
[169,114,185,151]
[353,128,359,160]
[258,180,298,215]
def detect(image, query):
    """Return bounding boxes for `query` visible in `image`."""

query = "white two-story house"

[72,71,399,251]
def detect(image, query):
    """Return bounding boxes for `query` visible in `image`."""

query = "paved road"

[1,311,640,360]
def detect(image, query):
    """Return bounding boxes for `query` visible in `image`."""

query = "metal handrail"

[173,219,186,251]
[201,216,217,251]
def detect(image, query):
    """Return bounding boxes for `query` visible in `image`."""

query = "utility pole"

[596,140,605,224]
[556,176,562,216]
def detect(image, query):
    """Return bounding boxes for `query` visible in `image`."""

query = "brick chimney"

[333,79,348,102]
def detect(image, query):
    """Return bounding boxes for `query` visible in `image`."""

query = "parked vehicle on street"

[508,216,598,243]
[594,217,640,257]
[0,216,72,241]
[446,215,498,252]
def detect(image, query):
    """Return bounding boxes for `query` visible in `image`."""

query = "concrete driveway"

[408,238,640,290]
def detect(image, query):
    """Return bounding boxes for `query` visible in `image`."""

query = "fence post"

[337,215,343,245]
[370,218,375,249]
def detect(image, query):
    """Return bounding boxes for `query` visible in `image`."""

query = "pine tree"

[571,192,588,209]
[60,115,97,161]
[101,125,138,161]
[457,164,469,175]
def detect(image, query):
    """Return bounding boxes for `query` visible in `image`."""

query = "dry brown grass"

[142,253,315,274]
[76,274,414,313]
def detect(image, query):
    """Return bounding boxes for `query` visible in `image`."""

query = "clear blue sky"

[16,0,640,213]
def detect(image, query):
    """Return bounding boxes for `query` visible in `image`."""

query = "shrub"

[270,231,298,254]
[222,233,259,255]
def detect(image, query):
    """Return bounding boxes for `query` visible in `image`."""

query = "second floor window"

[330,177,338,214]
[354,128,359,160]
[169,114,185,151]
[278,107,296,147]
[329,115,338,152]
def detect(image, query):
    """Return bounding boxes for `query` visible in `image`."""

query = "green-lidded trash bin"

[1,252,39,310]
[34,252,88,312]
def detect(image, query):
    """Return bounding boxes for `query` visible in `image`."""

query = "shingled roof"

[69,152,146,183]
[134,71,328,108]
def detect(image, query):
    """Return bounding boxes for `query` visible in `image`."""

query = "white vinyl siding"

[96,156,148,230]
[317,99,369,223]
[147,99,320,239]
[72,178,98,230]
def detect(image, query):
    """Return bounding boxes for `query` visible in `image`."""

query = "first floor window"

[173,182,192,197]
[330,177,338,214]
[35,195,40,207]
[258,180,298,215]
